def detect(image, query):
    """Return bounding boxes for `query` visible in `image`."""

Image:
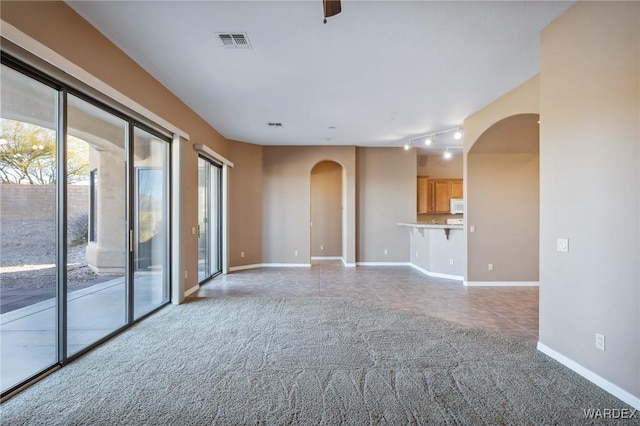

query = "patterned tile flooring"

[197,261,539,343]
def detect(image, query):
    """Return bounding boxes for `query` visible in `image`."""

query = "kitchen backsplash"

[417,213,463,224]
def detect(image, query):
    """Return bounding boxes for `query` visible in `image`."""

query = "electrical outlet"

[488,263,494,271]
[595,333,605,351]
[320,245,324,251]
[384,249,388,255]
[240,251,245,258]
[415,252,419,258]
[557,238,569,252]
[470,226,475,233]
[449,258,454,265]
[191,227,196,235]
[294,250,299,256]
[184,270,188,279]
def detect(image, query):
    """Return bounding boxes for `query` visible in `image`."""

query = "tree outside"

[0,119,90,185]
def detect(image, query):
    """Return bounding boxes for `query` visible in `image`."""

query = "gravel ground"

[1,220,114,313]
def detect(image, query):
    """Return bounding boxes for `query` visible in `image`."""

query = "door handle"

[129,229,134,253]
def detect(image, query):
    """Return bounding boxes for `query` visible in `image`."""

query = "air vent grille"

[217,33,252,49]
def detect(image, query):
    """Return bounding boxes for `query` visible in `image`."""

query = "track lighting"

[443,149,452,159]
[402,126,463,150]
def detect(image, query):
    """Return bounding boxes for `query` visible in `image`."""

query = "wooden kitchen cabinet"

[451,180,463,199]
[417,176,429,213]
[433,180,451,212]
[417,178,463,213]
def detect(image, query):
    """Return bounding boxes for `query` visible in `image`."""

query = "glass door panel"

[0,65,59,392]
[197,156,222,283]
[133,127,169,319]
[197,157,210,281]
[66,94,128,356]
[210,163,222,276]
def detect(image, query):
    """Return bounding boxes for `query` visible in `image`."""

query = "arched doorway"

[466,113,540,284]
[310,161,343,262]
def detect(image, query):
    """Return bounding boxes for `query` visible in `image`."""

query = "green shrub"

[68,212,88,246]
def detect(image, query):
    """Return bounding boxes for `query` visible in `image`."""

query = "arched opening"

[310,161,343,263]
[466,113,540,284]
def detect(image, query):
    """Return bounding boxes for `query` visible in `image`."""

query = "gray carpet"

[0,297,630,425]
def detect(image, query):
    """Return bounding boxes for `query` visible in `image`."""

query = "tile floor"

[197,261,539,343]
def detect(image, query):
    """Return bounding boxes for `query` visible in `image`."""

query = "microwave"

[450,198,464,214]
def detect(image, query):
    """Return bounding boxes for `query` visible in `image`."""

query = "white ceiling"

[67,0,572,156]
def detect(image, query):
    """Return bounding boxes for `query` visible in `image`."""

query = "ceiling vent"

[217,33,252,49]
[267,123,283,128]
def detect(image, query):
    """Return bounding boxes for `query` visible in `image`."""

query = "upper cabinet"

[417,177,463,213]
[417,176,429,213]
[451,180,463,199]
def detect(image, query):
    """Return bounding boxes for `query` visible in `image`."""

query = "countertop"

[397,222,464,230]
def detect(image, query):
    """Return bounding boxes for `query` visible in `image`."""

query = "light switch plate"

[595,333,605,351]
[557,238,569,252]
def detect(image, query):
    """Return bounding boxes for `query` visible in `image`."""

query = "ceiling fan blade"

[323,0,341,23]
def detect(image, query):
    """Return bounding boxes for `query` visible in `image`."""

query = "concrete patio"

[0,274,166,392]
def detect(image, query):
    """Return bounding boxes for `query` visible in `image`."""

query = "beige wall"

[262,146,356,265]
[466,114,540,283]
[228,140,263,267]
[539,1,639,400]
[311,161,342,257]
[467,153,539,282]
[1,1,230,294]
[417,154,463,178]
[356,147,416,263]
[464,77,540,283]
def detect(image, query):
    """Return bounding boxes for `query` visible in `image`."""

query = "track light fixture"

[403,127,463,150]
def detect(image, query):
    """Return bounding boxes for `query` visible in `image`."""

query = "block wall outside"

[0,184,89,221]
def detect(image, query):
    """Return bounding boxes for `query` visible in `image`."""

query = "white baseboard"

[463,281,539,287]
[311,256,343,260]
[341,258,356,267]
[537,342,640,410]
[229,263,312,272]
[356,262,411,267]
[229,263,263,272]
[265,263,311,268]
[184,284,200,297]
[410,263,463,282]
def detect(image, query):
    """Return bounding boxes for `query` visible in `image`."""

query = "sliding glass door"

[0,64,59,392]
[0,57,171,397]
[133,127,169,319]
[66,94,128,357]
[197,156,222,282]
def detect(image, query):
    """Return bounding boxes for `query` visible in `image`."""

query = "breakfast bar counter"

[398,222,465,281]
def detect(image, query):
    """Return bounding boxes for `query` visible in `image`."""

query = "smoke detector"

[217,33,252,49]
